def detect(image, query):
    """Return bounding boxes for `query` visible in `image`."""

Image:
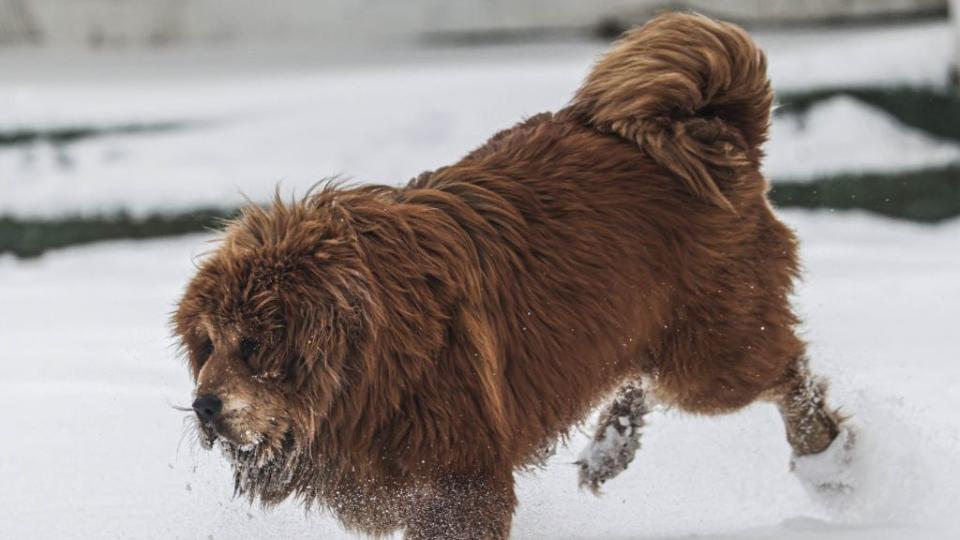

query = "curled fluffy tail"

[569,12,773,211]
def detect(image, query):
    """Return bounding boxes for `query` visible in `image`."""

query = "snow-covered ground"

[1,211,959,539]
[0,20,957,218]
[2,16,959,539]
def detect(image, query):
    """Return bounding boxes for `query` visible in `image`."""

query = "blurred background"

[2,2,959,539]
[0,0,959,255]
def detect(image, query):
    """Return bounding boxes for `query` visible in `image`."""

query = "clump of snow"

[791,425,857,496]
[764,96,960,182]
[795,391,960,529]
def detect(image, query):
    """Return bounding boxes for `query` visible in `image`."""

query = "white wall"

[950,0,960,86]
[0,0,950,49]
[0,0,40,44]
[690,0,946,22]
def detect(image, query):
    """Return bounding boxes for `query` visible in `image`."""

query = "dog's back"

[321,12,832,537]
[406,12,800,464]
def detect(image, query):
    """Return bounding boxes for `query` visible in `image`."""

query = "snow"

[0,60,581,218]
[0,20,955,218]
[2,16,959,537]
[756,20,953,90]
[791,426,858,496]
[2,211,959,539]
[764,96,960,182]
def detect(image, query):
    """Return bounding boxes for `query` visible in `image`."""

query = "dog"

[174,12,846,539]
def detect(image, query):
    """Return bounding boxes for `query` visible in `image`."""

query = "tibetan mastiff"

[174,12,847,539]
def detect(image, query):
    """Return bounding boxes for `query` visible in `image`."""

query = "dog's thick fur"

[174,12,842,539]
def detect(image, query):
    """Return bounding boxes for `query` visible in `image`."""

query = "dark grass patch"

[769,165,960,223]
[776,86,960,142]
[0,122,186,147]
[0,208,236,258]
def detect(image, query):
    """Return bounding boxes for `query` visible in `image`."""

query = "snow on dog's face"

[173,193,374,501]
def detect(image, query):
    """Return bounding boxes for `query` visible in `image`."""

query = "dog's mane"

[210,177,532,505]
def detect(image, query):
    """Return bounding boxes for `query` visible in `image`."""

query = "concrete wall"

[0,0,950,49]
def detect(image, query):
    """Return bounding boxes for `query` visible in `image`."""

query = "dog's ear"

[277,273,376,388]
[173,275,219,380]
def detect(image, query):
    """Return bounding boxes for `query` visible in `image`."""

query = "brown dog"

[174,12,844,539]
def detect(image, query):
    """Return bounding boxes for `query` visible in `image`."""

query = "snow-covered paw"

[576,421,641,493]
[791,425,858,495]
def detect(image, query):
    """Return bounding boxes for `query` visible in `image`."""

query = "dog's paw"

[791,425,858,495]
[576,420,641,494]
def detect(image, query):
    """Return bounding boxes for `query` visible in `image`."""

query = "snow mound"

[765,96,960,182]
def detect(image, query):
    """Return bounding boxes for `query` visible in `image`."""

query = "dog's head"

[173,195,375,493]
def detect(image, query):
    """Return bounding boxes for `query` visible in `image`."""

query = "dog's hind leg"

[767,356,856,492]
[576,380,650,492]
[769,357,844,457]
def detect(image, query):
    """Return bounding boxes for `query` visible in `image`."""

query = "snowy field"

[2,15,960,540]
[0,20,958,218]
[1,211,959,539]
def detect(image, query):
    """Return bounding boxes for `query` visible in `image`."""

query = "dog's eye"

[196,338,214,365]
[238,338,259,360]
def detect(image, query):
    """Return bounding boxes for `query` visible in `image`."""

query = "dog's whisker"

[176,418,198,458]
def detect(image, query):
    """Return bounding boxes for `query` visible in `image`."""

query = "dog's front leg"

[576,380,650,492]
[405,470,516,540]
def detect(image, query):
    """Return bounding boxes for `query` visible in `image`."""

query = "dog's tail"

[568,12,772,211]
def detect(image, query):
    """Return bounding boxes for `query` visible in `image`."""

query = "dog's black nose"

[192,395,222,423]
